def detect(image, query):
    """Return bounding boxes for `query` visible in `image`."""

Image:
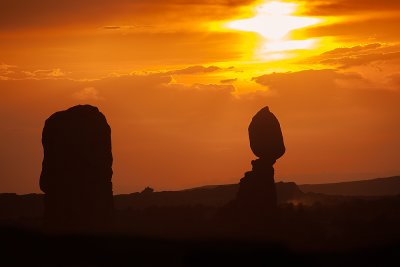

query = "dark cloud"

[321,51,400,69]
[302,43,400,69]
[220,78,237,83]
[321,43,382,57]
[103,26,121,30]
[300,0,400,16]
[0,0,256,31]
[166,65,221,75]
[302,17,400,42]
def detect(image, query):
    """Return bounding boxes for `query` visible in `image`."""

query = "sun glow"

[225,1,322,59]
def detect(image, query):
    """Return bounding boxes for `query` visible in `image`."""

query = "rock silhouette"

[248,106,285,164]
[40,105,114,233]
[221,106,285,225]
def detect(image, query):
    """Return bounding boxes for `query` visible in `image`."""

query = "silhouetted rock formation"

[141,187,154,195]
[40,105,114,233]
[248,107,285,163]
[300,176,400,196]
[222,106,285,225]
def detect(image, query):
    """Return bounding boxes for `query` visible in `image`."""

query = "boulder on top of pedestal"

[218,107,286,228]
[40,104,114,233]
[248,106,285,163]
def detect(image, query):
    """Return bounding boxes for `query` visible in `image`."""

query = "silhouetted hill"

[0,182,302,222]
[299,176,400,196]
[115,184,236,210]
[114,181,303,210]
[2,176,400,223]
[0,193,43,229]
[0,193,43,220]
[1,182,400,266]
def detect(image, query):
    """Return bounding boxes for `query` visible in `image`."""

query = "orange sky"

[1,0,400,194]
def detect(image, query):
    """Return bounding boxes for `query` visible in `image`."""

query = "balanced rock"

[248,106,285,163]
[40,105,114,233]
[232,106,285,223]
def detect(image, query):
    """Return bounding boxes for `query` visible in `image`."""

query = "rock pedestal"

[224,106,285,225]
[40,105,114,233]
[235,158,277,219]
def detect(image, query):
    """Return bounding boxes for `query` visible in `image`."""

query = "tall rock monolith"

[40,105,114,233]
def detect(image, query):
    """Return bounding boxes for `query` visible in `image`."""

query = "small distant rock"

[141,187,154,194]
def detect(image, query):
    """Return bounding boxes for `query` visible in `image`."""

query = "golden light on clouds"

[225,1,322,59]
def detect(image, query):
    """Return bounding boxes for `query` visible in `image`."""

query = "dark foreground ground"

[2,179,400,266]
[1,194,400,266]
[1,227,399,267]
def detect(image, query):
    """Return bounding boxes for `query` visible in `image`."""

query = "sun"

[225,1,322,59]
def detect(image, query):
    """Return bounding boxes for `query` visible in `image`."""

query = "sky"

[1,0,399,194]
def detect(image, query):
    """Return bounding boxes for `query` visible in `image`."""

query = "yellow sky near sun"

[220,1,324,58]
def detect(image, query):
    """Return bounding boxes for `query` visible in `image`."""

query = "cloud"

[0,65,67,80]
[0,63,17,70]
[252,69,400,121]
[320,43,382,57]
[302,43,400,69]
[321,51,400,69]
[73,87,103,101]
[166,65,222,75]
[301,0,400,16]
[220,78,237,83]
[302,16,400,42]
[32,69,66,78]
[103,26,121,30]
[0,0,256,32]
[0,63,18,80]
[298,44,400,92]
[102,25,153,31]
[292,1,400,43]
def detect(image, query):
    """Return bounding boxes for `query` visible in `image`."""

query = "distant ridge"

[2,176,400,221]
[299,176,400,196]
[115,182,303,210]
